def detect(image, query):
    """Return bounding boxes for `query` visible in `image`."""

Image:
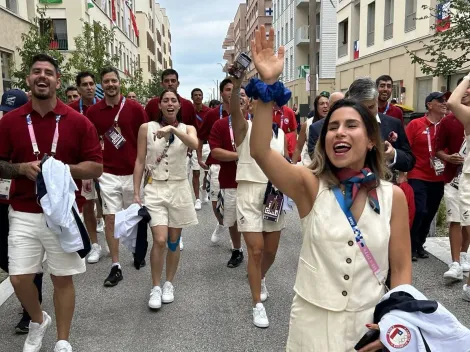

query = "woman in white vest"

[133,88,198,310]
[228,71,287,329]
[249,26,412,351]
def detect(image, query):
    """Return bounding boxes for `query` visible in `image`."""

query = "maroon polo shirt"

[198,106,230,166]
[145,94,196,127]
[435,113,465,183]
[68,98,100,116]
[194,104,211,131]
[87,96,148,176]
[0,99,103,213]
[209,117,237,189]
[378,103,404,124]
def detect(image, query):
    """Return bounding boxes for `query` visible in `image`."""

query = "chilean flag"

[353,40,359,60]
[436,0,451,32]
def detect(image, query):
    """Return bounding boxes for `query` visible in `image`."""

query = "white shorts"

[209,164,221,202]
[459,173,470,226]
[8,208,86,276]
[444,183,460,223]
[98,172,134,215]
[221,188,237,228]
[236,181,286,233]
[145,179,198,228]
[81,179,97,201]
[190,145,210,172]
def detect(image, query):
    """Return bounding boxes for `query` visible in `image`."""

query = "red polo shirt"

[378,103,404,124]
[435,114,465,183]
[273,106,297,134]
[0,99,103,213]
[405,116,445,182]
[87,96,148,176]
[145,95,196,127]
[198,106,230,166]
[68,98,100,116]
[209,117,237,189]
[194,104,211,130]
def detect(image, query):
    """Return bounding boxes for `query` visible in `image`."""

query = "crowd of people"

[1,25,470,352]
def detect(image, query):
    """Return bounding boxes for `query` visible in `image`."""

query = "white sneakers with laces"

[463,284,470,302]
[96,218,105,233]
[444,262,463,281]
[23,311,52,352]
[87,243,102,264]
[148,286,162,309]
[162,281,175,303]
[260,278,269,302]
[194,199,202,211]
[253,303,269,328]
[460,252,470,272]
[54,340,72,352]
[211,224,225,244]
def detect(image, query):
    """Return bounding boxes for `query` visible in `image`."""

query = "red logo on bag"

[386,324,411,348]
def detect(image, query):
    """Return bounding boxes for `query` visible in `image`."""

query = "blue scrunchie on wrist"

[245,78,292,107]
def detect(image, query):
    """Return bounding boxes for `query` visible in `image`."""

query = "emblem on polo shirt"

[386,324,411,348]
[284,118,289,125]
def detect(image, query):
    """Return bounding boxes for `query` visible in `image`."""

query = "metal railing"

[48,39,68,50]
[295,25,309,45]
[384,23,393,40]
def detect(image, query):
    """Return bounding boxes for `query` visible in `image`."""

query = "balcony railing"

[338,43,348,58]
[384,23,393,40]
[295,25,309,46]
[48,39,68,50]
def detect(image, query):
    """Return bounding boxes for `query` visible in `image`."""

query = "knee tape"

[167,236,181,252]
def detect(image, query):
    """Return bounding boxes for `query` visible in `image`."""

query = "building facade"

[336,0,466,112]
[223,3,248,75]
[273,0,337,107]
[0,0,35,96]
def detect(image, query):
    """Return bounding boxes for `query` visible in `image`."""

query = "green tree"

[68,20,120,82]
[11,6,72,98]
[147,70,165,98]
[125,65,149,103]
[407,0,470,77]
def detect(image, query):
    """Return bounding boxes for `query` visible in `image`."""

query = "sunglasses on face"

[434,97,446,104]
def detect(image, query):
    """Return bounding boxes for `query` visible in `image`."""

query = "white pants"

[444,183,460,223]
[221,188,237,228]
[98,173,134,215]
[190,145,210,171]
[209,164,221,202]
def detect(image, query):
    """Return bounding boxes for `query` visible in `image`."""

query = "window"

[281,27,284,45]
[40,19,68,50]
[384,0,394,39]
[6,0,18,13]
[290,53,293,81]
[285,57,289,81]
[405,0,417,32]
[1,52,12,92]
[290,18,293,40]
[367,2,375,47]
[338,18,348,57]
[285,22,289,43]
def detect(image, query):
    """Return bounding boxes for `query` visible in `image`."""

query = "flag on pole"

[353,40,360,60]
[111,0,117,22]
[130,10,139,37]
[436,0,451,32]
[87,0,94,9]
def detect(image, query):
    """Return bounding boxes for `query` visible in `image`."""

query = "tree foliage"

[407,0,470,77]
[147,70,165,98]
[123,66,148,102]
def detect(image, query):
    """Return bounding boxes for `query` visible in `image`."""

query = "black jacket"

[307,113,415,172]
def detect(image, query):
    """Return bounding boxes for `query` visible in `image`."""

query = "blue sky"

[158,0,241,102]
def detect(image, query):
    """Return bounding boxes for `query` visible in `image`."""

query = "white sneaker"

[96,218,104,233]
[195,199,202,210]
[162,281,174,303]
[260,278,269,302]
[87,243,102,264]
[211,224,225,243]
[463,284,470,302]
[460,252,470,272]
[148,286,162,309]
[54,340,72,352]
[253,303,269,328]
[444,262,463,281]
[23,311,52,352]
[179,236,184,251]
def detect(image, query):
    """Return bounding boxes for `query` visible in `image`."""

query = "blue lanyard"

[383,103,390,115]
[247,113,252,120]
[79,97,97,114]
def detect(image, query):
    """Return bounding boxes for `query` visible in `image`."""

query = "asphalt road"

[0,202,469,352]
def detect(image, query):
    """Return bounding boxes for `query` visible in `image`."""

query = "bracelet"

[245,78,292,107]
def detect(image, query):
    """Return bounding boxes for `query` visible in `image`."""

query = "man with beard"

[68,71,104,264]
[86,67,148,287]
[0,53,103,352]
[190,88,210,208]
[376,75,404,123]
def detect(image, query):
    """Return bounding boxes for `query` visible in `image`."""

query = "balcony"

[296,0,319,7]
[48,39,68,50]
[295,25,309,46]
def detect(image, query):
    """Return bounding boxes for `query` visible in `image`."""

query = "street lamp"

[213,80,219,101]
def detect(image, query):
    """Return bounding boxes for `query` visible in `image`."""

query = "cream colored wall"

[286,78,335,107]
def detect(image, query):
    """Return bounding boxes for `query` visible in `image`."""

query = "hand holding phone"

[354,329,381,351]
[228,52,252,79]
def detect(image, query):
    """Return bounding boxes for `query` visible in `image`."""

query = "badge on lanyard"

[430,156,445,176]
[104,127,126,149]
[263,192,284,222]
[0,179,12,200]
[216,190,225,218]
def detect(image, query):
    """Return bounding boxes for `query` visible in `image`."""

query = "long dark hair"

[313,95,328,122]
[155,88,182,123]
[310,99,389,186]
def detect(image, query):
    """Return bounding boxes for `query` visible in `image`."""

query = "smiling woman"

[247,25,412,351]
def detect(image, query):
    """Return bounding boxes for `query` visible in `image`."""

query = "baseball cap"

[424,91,451,110]
[0,89,28,112]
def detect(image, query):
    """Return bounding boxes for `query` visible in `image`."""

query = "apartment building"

[273,0,337,106]
[222,3,247,75]
[336,0,466,112]
[136,1,173,83]
[0,0,35,96]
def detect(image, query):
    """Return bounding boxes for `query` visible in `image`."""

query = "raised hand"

[250,25,285,85]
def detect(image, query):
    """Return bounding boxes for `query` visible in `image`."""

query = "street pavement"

[0,203,469,352]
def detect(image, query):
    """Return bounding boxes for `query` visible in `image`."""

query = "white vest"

[301,117,313,166]
[462,134,470,174]
[146,121,188,181]
[295,179,393,312]
[236,120,285,183]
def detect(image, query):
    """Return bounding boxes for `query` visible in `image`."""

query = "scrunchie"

[245,78,292,107]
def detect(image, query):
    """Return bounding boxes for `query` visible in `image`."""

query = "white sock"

[112,262,121,269]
